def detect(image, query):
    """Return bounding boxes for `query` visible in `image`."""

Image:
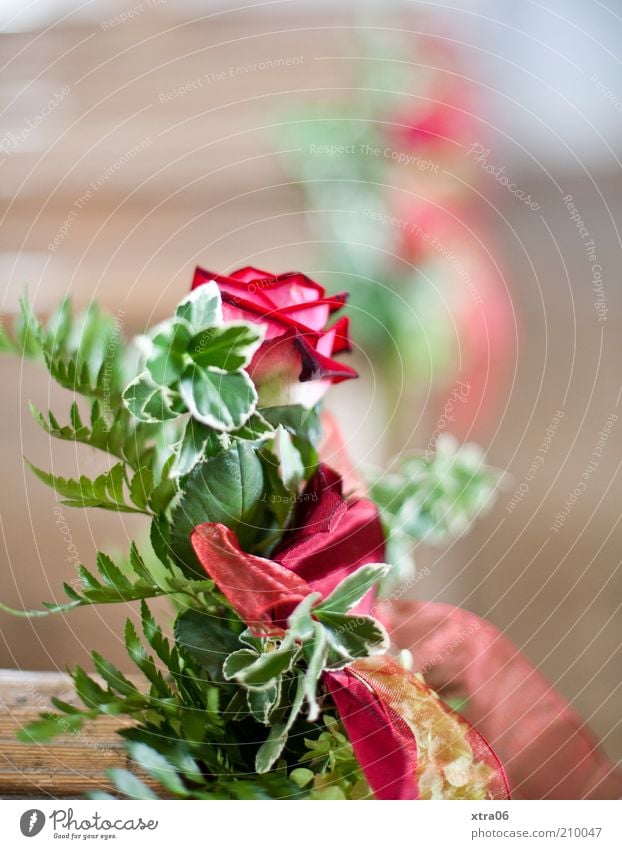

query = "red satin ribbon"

[324,665,420,799]
[190,523,309,635]
[385,600,622,800]
[326,658,510,800]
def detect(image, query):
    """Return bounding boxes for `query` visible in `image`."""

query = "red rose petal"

[192,266,276,309]
[220,292,300,339]
[277,293,348,332]
[229,266,274,283]
[253,271,326,306]
[317,316,352,357]
[274,465,385,608]
[294,333,358,383]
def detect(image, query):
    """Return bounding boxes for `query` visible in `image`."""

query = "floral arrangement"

[1,266,619,800]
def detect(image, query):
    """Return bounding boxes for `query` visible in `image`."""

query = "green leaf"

[257,453,296,529]
[127,742,188,796]
[171,417,227,479]
[238,628,264,652]
[173,417,211,479]
[73,666,110,709]
[46,296,73,354]
[91,652,138,697]
[67,301,119,387]
[252,745,288,783]
[179,363,257,431]
[45,358,115,400]
[171,442,265,574]
[10,296,127,399]
[0,598,79,618]
[175,609,241,680]
[77,564,102,591]
[95,551,130,590]
[289,768,314,788]
[313,786,346,800]
[145,346,186,387]
[26,461,147,514]
[17,713,84,743]
[222,649,259,679]
[269,425,304,490]
[129,467,154,511]
[230,411,274,442]
[261,404,321,471]
[123,371,181,423]
[303,622,328,721]
[151,515,172,568]
[187,323,264,371]
[315,610,389,666]
[0,295,42,357]
[232,642,298,689]
[145,321,192,385]
[247,681,281,725]
[140,601,174,668]
[287,592,321,640]
[148,459,178,514]
[18,554,208,614]
[128,544,153,583]
[29,400,158,473]
[124,620,170,696]
[260,405,322,446]
[0,320,21,354]
[107,768,158,800]
[255,672,305,773]
[369,435,502,590]
[18,294,45,357]
[315,563,389,614]
[175,282,222,333]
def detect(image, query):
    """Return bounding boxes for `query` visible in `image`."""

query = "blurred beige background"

[1,1,621,765]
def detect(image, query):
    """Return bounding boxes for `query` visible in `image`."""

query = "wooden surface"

[0,670,131,798]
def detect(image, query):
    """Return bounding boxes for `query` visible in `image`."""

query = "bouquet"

[1,266,619,800]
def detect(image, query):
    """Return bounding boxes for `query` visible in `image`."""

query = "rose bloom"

[191,464,386,633]
[192,266,357,407]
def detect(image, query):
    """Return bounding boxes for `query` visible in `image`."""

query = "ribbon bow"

[191,503,510,799]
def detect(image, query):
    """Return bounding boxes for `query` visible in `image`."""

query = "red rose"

[192,266,357,407]
[190,464,386,634]
[272,465,384,608]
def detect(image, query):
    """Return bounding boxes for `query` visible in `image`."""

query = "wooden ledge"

[0,670,131,799]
